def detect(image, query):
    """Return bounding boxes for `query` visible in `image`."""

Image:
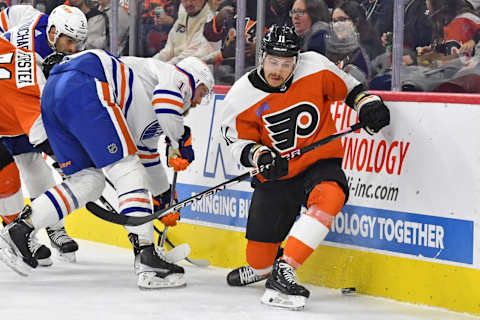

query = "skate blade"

[56,251,76,263]
[0,248,34,277]
[37,257,53,267]
[260,288,307,311]
[137,272,186,289]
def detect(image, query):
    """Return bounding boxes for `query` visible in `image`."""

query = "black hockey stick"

[86,122,363,226]
[158,172,177,248]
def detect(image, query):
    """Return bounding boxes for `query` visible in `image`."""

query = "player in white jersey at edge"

[0,4,88,262]
[0,49,214,289]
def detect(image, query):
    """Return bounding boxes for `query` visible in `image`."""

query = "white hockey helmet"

[47,5,88,50]
[176,57,214,93]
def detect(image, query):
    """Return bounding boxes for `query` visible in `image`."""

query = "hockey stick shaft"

[86,122,363,226]
[158,172,177,248]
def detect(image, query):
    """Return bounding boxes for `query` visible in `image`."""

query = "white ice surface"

[0,234,476,320]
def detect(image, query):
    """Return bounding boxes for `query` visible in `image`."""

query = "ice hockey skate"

[227,265,269,286]
[260,259,310,311]
[134,244,186,289]
[46,226,78,262]
[30,233,52,267]
[0,206,38,276]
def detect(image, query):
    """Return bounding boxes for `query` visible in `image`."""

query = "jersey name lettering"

[16,49,34,88]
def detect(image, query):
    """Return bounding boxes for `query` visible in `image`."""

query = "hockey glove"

[355,93,390,135]
[165,126,195,172]
[249,144,289,180]
[153,187,180,227]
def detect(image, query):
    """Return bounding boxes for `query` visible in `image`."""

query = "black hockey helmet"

[42,52,66,79]
[261,24,301,58]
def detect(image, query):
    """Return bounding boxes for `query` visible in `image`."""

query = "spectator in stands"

[139,0,179,56]
[46,0,66,14]
[268,0,295,26]
[323,1,375,84]
[34,0,47,12]
[70,0,108,49]
[290,0,330,52]
[98,0,129,55]
[153,0,219,64]
[0,0,8,11]
[426,0,480,57]
[360,0,394,40]
[402,0,432,55]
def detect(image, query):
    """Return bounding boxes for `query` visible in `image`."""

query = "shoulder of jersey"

[293,51,337,82]
[224,71,268,110]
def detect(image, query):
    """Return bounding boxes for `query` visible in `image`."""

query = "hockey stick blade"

[86,123,363,226]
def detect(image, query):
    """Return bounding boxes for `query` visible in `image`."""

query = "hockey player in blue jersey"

[0,4,88,262]
[0,50,214,289]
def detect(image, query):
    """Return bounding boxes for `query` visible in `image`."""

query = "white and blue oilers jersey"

[2,12,53,67]
[49,50,195,195]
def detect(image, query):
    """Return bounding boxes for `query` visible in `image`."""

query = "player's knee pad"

[246,240,281,274]
[104,155,149,195]
[306,181,346,228]
[64,168,106,210]
[105,155,154,243]
[14,152,56,198]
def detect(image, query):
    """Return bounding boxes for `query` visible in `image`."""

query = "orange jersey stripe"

[119,197,151,207]
[138,153,160,159]
[119,63,127,109]
[152,98,184,108]
[101,82,137,155]
[53,186,71,214]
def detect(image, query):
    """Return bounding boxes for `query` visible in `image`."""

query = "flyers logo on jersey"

[263,102,319,151]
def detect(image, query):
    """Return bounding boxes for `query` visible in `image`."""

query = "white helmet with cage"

[176,57,214,93]
[47,5,88,51]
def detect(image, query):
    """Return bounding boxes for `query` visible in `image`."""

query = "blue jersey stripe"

[61,183,79,209]
[120,207,152,215]
[137,145,157,152]
[45,190,64,220]
[155,109,182,116]
[119,188,149,198]
[124,68,134,117]
[153,89,183,99]
[111,57,118,100]
[143,160,161,167]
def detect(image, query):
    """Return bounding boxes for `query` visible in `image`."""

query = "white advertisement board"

[178,93,480,269]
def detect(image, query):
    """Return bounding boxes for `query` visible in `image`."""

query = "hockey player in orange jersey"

[0,37,57,266]
[221,25,390,310]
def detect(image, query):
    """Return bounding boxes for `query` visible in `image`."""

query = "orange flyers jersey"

[221,51,360,180]
[0,37,44,140]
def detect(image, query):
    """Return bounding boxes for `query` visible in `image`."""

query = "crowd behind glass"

[2,0,480,93]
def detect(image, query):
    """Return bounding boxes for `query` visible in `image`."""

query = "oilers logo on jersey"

[263,102,319,151]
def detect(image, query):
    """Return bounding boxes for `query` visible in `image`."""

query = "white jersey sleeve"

[149,60,194,149]
[0,5,41,33]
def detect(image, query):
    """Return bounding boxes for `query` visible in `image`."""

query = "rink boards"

[66,88,480,315]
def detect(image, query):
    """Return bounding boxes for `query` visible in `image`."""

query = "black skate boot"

[129,233,185,289]
[0,205,38,276]
[227,247,283,286]
[30,234,52,267]
[46,226,78,262]
[261,259,310,310]
[227,266,268,286]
